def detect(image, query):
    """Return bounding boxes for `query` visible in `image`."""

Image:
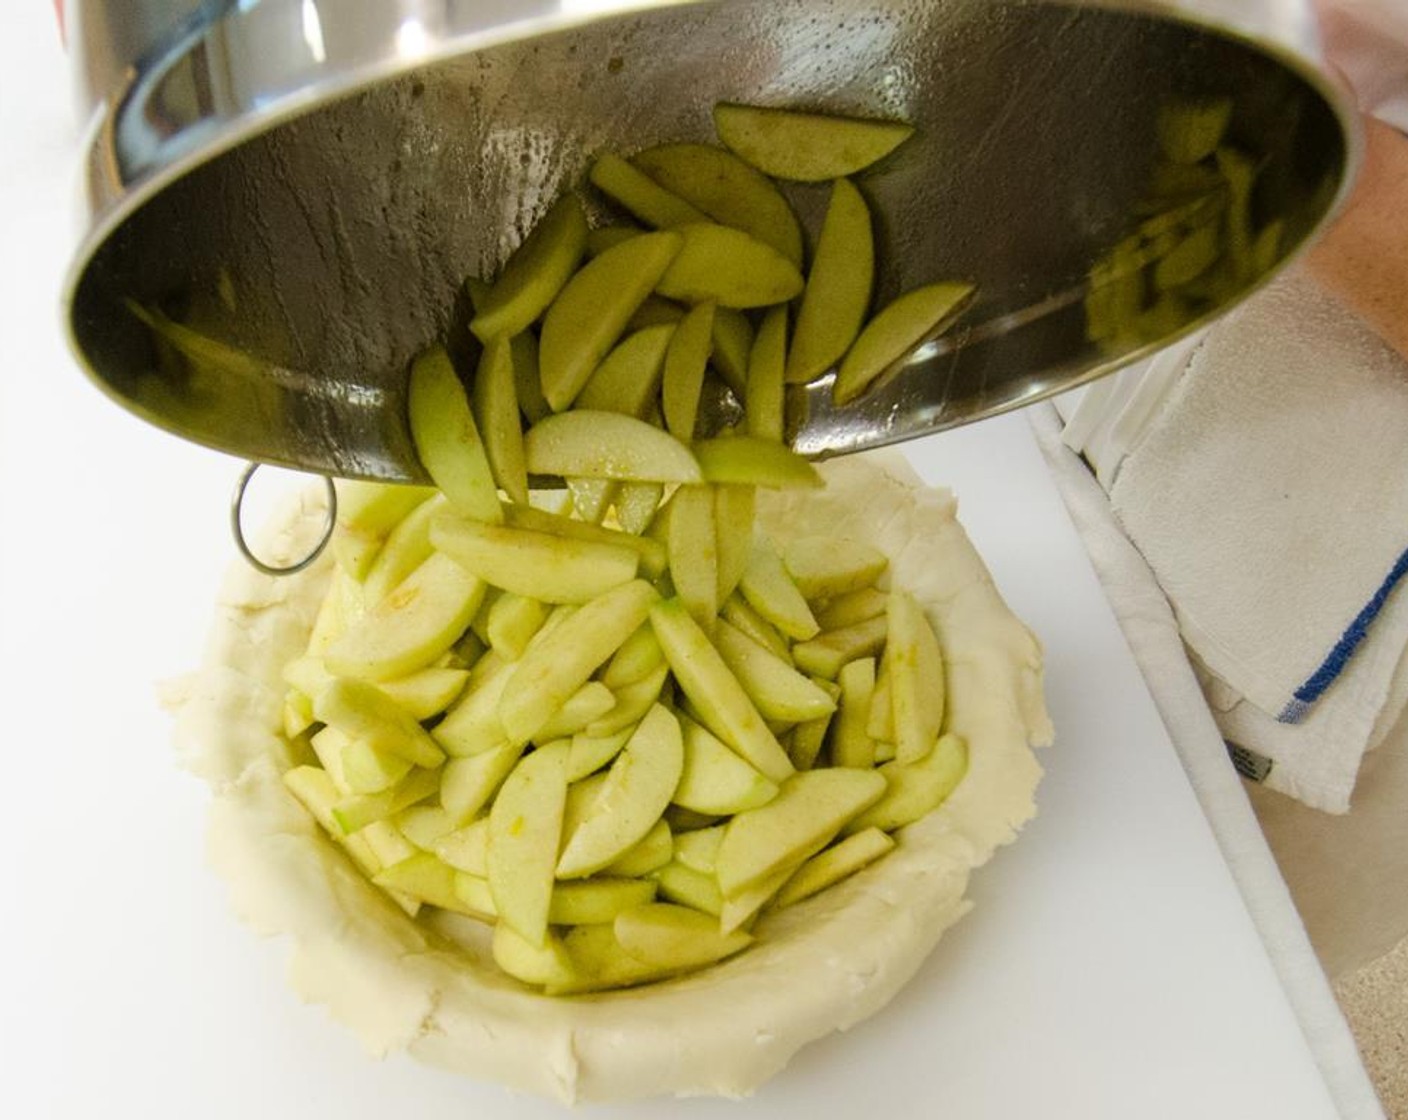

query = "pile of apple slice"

[272,105,977,995]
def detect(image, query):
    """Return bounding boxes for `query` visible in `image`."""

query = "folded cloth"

[1058,269,1408,812]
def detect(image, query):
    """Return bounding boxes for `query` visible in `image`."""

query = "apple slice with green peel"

[746,305,787,442]
[846,733,968,834]
[888,590,946,764]
[451,874,498,919]
[773,827,895,908]
[739,542,820,641]
[359,494,448,609]
[1157,96,1233,165]
[567,477,616,524]
[333,767,440,834]
[590,152,710,228]
[586,662,669,737]
[667,484,719,631]
[472,335,529,503]
[430,516,638,604]
[505,504,668,578]
[650,597,794,784]
[720,594,791,660]
[830,657,877,768]
[567,728,632,782]
[509,331,551,425]
[585,224,643,258]
[557,703,685,878]
[488,739,570,945]
[603,818,673,877]
[656,224,804,309]
[662,300,715,441]
[627,296,688,331]
[432,817,489,875]
[783,536,888,600]
[341,737,414,794]
[376,667,468,720]
[710,307,755,397]
[434,655,513,757]
[791,614,888,679]
[833,282,977,405]
[308,726,354,793]
[601,623,664,689]
[539,232,683,412]
[693,437,822,490]
[499,579,659,744]
[549,878,658,925]
[440,741,524,822]
[714,620,836,723]
[470,194,588,343]
[407,345,503,524]
[484,592,547,659]
[714,484,755,604]
[314,678,444,769]
[633,142,805,268]
[787,178,874,384]
[525,410,701,483]
[674,715,780,815]
[787,710,833,770]
[714,767,885,895]
[374,851,488,917]
[551,923,670,994]
[492,922,576,987]
[713,103,914,182]
[672,823,725,872]
[331,481,438,581]
[616,482,664,535]
[395,804,459,850]
[306,568,365,655]
[815,587,889,631]
[533,681,617,742]
[867,650,896,742]
[651,861,723,916]
[614,902,752,970]
[719,864,793,934]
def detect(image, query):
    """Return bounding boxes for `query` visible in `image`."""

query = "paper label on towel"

[1227,741,1274,783]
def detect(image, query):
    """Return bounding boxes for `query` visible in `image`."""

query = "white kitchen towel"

[1097,269,1408,811]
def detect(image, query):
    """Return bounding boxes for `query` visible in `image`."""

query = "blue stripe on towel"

[1278,545,1408,724]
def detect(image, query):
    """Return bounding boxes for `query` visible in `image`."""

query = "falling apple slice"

[832,281,976,405]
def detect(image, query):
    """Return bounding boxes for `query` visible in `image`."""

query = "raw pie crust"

[169,451,1053,1104]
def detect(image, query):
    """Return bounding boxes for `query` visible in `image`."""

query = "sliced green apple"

[746,305,787,442]
[888,589,946,764]
[846,733,968,833]
[830,656,877,768]
[738,541,819,641]
[324,552,485,682]
[693,437,822,489]
[667,483,719,631]
[773,826,895,908]
[488,739,570,945]
[674,715,779,815]
[783,535,888,599]
[407,344,503,523]
[470,193,589,342]
[557,703,685,878]
[498,579,659,744]
[549,878,658,925]
[649,597,794,784]
[471,334,528,504]
[525,410,701,483]
[714,767,885,895]
[313,678,444,769]
[590,152,710,228]
[791,614,888,679]
[430,515,639,604]
[713,103,914,182]
[662,300,715,441]
[787,178,874,383]
[539,231,683,411]
[714,619,836,723]
[656,224,804,309]
[832,282,976,405]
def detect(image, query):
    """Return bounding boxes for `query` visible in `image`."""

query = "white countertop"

[0,6,1375,1117]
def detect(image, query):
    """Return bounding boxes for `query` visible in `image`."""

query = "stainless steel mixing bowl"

[63,0,1357,480]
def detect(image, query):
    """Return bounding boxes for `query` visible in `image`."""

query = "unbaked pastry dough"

[169,451,1052,1104]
